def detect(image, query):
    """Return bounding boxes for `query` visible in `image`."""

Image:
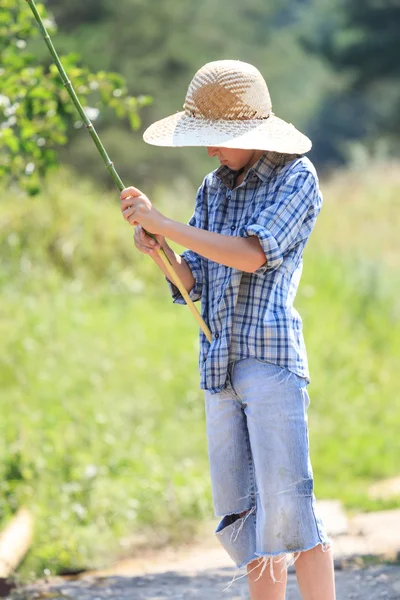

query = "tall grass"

[0,164,399,582]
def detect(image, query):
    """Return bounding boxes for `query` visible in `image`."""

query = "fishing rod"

[25,0,212,343]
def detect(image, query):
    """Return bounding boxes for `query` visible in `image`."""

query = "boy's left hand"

[120,186,166,234]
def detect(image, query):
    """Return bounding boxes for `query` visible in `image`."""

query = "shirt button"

[214,332,220,339]
[230,225,235,231]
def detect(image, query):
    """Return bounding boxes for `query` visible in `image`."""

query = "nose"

[207,146,219,157]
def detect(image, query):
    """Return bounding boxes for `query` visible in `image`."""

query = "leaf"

[2,2,147,192]
[128,111,140,130]
[0,128,20,153]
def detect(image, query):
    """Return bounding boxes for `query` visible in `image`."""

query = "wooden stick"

[0,507,34,577]
[25,0,212,343]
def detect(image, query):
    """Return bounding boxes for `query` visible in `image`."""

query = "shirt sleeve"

[165,183,205,305]
[242,167,320,275]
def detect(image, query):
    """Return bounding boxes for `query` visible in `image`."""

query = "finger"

[139,228,156,246]
[135,230,156,249]
[135,239,150,251]
[121,196,140,211]
[126,210,144,227]
[122,206,136,220]
[134,226,146,243]
[124,206,138,225]
[127,214,139,226]
[135,239,157,255]
[120,186,142,201]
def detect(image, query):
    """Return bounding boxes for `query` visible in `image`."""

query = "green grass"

[1,279,209,582]
[0,164,399,583]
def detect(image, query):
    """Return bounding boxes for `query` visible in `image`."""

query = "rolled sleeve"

[243,223,283,273]
[242,168,318,275]
[166,249,203,304]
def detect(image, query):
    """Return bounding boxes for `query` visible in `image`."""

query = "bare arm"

[161,219,266,273]
[122,186,267,275]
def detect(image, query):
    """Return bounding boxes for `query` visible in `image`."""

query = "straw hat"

[143,60,312,154]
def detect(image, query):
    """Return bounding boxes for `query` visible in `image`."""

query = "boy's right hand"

[133,225,166,256]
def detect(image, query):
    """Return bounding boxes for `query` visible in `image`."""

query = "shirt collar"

[215,150,299,188]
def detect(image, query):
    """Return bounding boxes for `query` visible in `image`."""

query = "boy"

[120,60,336,600]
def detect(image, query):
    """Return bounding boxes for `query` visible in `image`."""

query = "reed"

[25,0,212,342]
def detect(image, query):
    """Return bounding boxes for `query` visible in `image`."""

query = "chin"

[221,160,235,169]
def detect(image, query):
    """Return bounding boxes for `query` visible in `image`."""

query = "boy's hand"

[120,186,167,234]
[133,225,166,256]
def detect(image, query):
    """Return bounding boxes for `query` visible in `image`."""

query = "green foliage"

[0,169,159,286]
[3,0,400,580]
[0,0,151,194]
[1,283,208,582]
[42,0,399,184]
[40,0,334,188]
[0,164,399,581]
[318,0,400,85]
[5,0,399,190]
[302,0,400,162]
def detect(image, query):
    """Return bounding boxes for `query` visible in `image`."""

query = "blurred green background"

[1,0,399,586]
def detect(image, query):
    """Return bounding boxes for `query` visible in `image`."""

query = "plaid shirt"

[166,151,323,394]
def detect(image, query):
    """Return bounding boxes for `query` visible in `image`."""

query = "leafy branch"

[0,1,151,194]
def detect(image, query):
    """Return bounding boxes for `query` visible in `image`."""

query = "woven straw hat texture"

[143,60,312,154]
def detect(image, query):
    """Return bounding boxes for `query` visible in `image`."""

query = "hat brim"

[143,111,312,154]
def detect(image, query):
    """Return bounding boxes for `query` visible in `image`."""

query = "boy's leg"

[294,544,336,600]
[205,367,289,596]
[231,358,335,599]
[246,545,336,600]
[204,383,258,567]
[246,556,287,600]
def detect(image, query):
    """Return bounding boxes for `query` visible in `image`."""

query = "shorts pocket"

[253,359,308,389]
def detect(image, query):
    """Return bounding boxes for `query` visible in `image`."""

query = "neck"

[234,150,265,187]
[243,150,264,175]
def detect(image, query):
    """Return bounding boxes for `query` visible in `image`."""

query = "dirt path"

[6,505,400,599]
[7,562,400,599]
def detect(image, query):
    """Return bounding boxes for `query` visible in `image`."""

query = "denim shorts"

[204,358,331,581]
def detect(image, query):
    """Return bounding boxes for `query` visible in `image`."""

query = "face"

[206,147,261,171]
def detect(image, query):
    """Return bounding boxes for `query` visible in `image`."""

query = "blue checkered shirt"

[166,151,323,394]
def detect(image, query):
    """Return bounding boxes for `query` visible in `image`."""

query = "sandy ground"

[6,562,400,599]
[5,505,400,599]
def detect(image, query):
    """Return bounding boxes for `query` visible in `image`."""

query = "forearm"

[160,219,266,273]
[151,241,195,293]
[121,188,266,273]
